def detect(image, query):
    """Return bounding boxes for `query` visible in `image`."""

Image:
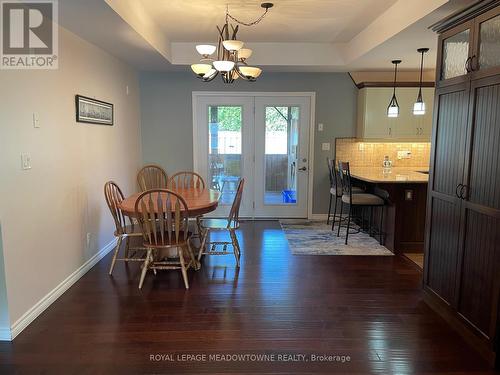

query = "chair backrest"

[327,158,342,197]
[134,189,189,247]
[337,161,354,200]
[137,165,168,191]
[228,178,245,227]
[104,181,130,235]
[169,171,205,190]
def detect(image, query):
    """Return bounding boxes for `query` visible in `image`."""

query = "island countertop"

[349,167,429,184]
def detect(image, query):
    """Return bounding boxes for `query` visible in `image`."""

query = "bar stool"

[327,158,363,232]
[337,161,385,245]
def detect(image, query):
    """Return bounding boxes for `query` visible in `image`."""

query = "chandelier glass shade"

[191,3,273,83]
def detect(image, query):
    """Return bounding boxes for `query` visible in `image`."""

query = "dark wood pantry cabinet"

[424,0,500,368]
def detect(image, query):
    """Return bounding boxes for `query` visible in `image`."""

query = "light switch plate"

[33,112,40,128]
[321,142,330,151]
[21,152,32,170]
[318,123,324,131]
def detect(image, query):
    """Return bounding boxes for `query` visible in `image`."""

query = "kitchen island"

[350,167,429,255]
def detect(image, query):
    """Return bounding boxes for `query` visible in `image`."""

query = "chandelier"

[190,2,273,83]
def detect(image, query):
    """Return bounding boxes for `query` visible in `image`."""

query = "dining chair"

[137,164,168,191]
[134,189,197,289]
[169,171,205,190]
[197,178,244,267]
[104,181,146,275]
[169,171,206,237]
[327,158,364,231]
[337,161,385,245]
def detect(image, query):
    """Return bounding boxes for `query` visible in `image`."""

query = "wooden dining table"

[119,187,221,218]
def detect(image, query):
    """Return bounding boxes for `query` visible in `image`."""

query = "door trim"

[192,91,316,219]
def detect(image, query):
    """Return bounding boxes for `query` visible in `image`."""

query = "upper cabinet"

[436,4,500,86]
[357,87,434,140]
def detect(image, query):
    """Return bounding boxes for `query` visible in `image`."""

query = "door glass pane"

[479,15,500,70]
[208,106,242,205]
[441,29,470,80]
[264,106,299,205]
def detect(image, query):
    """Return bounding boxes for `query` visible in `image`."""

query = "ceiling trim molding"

[104,0,172,61]
[356,81,435,89]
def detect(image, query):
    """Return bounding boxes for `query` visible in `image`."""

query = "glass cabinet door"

[440,28,471,80]
[477,12,500,72]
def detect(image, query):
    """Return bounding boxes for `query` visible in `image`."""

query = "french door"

[193,93,312,218]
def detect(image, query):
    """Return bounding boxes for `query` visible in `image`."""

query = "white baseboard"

[309,214,329,220]
[5,238,117,341]
[0,327,11,341]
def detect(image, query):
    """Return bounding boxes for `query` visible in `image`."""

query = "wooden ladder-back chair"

[169,171,205,190]
[197,178,244,267]
[104,181,146,275]
[137,164,168,191]
[169,171,206,237]
[134,189,197,289]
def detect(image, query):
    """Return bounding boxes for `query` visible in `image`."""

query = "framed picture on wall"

[75,95,114,125]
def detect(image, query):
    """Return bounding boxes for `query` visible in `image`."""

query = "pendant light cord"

[392,62,398,96]
[226,5,270,27]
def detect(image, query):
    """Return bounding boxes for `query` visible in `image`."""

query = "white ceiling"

[59,0,477,73]
[141,0,398,43]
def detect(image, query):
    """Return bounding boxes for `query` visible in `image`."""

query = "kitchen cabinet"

[356,87,434,140]
[425,0,500,368]
[436,2,500,87]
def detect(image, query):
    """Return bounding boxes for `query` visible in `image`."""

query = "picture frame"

[75,95,114,125]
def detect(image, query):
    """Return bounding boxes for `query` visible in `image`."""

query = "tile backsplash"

[335,138,431,168]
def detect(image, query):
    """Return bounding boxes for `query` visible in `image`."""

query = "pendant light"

[387,59,401,118]
[413,48,429,115]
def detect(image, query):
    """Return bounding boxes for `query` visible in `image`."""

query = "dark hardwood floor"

[0,221,495,374]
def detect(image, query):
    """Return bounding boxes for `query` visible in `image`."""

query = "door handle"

[465,56,472,73]
[470,55,477,72]
[455,183,463,199]
[460,184,468,200]
[298,166,307,171]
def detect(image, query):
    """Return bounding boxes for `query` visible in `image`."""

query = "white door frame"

[192,91,316,219]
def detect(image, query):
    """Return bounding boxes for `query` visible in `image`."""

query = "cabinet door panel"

[432,88,469,196]
[473,6,500,79]
[426,197,461,304]
[364,88,392,138]
[441,29,471,80]
[458,209,500,339]
[467,80,500,209]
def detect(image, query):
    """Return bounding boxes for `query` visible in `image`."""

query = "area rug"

[279,219,393,256]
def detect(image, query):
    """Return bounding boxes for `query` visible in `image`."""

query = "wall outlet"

[318,123,324,131]
[321,142,330,151]
[21,152,32,170]
[126,85,129,95]
[86,233,91,248]
[397,150,412,159]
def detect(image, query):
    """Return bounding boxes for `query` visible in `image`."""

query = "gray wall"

[139,72,358,214]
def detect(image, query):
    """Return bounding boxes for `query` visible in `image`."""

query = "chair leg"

[331,195,338,231]
[380,206,384,245]
[230,229,240,267]
[179,248,190,290]
[345,205,352,245]
[109,236,123,275]
[187,240,200,270]
[138,249,152,289]
[327,194,332,225]
[369,206,373,237]
[337,200,344,237]
[198,229,209,262]
[124,236,131,259]
[196,216,203,240]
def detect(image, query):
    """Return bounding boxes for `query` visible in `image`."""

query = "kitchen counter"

[350,167,429,184]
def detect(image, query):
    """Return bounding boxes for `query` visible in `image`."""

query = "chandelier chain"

[225,6,269,27]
